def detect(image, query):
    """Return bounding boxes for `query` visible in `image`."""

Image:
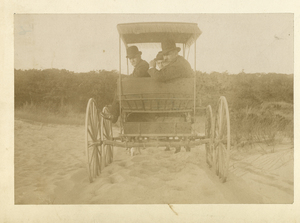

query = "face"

[156,60,164,69]
[163,50,178,62]
[129,55,141,67]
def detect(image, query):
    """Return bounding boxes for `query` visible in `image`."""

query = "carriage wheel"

[85,98,102,183]
[205,105,213,168]
[214,96,230,183]
[101,106,114,166]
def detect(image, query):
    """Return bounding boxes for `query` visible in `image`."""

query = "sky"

[14,14,294,74]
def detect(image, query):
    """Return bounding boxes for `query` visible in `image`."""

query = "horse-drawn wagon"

[85,22,230,183]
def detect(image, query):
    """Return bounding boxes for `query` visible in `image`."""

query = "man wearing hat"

[154,51,171,70]
[148,38,194,81]
[109,46,150,156]
[126,45,150,77]
[106,45,150,125]
[149,39,193,153]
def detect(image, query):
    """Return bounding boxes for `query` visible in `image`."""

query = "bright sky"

[14,14,294,74]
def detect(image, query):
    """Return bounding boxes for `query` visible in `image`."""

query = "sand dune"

[14,119,293,204]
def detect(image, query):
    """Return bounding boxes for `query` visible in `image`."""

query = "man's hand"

[149,59,156,69]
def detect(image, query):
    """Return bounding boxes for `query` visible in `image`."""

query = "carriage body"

[85,22,231,184]
[117,22,200,139]
[119,77,194,137]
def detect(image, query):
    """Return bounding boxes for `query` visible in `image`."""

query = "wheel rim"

[101,106,114,166]
[205,105,213,168]
[85,98,102,183]
[214,96,230,182]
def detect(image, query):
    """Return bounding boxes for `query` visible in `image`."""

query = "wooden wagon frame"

[85,22,231,183]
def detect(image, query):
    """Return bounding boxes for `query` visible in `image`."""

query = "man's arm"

[148,59,187,82]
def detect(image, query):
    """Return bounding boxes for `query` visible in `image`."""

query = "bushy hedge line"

[15,69,293,112]
[196,71,293,111]
[15,69,293,144]
[195,71,293,144]
[15,69,118,112]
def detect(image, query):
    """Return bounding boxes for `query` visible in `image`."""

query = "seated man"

[126,45,150,77]
[106,46,151,156]
[109,46,150,123]
[148,38,194,81]
[154,51,168,70]
[148,38,194,153]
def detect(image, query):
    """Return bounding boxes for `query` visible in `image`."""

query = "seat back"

[117,77,194,113]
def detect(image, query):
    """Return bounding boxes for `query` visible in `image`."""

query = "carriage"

[85,22,231,183]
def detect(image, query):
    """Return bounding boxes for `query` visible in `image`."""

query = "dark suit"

[131,60,150,77]
[148,55,193,81]
[148,55,193,152]
[110,59,150,123]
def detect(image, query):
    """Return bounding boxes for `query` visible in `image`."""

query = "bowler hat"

[126,46,142,59]
[154,51,164,61]
[161,38,181,55]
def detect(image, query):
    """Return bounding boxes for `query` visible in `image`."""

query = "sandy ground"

[14,119,293,204]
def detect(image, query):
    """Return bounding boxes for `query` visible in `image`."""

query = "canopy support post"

[193,40,197,118]
[119,35,123,133]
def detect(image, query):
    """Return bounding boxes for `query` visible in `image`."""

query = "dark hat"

[161,38,181,55]
[154,51,164,61]
[126,46,142,59]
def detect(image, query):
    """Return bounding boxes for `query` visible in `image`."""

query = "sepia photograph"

[13,13,294,206]
[1,3,298,221]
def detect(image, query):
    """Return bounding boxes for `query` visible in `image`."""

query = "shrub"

[230,102,293,147]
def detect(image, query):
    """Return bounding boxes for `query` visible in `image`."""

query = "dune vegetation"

[14,69,293,146]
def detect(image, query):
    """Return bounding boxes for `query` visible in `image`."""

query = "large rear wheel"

[205,105,213,168]
[214,96,230,183]
[101,106,114,166]
[85,98,102,183]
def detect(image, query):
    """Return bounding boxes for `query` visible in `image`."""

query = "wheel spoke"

[89,146,96,166]
[87,141,97,148]
[220,143,227,181]
[90,105,99,139]
[103,131,109,140]
[221,108,227,138]
[88,118,96,140]
[218,103,223,131]
[219,143,224,177]
[88,108,94,127]
[93,108,98,132]
[100,107,114,166]
[95,148,100,176]
[91,117,98,140]
[87,128,96,142]
[94,151,98,177]
[205,105,213,168]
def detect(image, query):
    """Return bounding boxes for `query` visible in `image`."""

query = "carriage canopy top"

[117,22,202,47]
